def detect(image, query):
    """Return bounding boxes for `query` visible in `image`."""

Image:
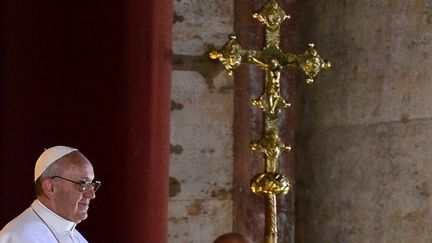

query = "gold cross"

[210,0,330,242]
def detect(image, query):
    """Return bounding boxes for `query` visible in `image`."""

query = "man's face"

[52,152,96,223]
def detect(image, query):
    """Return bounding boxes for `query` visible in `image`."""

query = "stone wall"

[296,1,432,242]
[170,1,234,242]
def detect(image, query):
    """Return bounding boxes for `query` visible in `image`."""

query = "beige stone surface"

[298,119,432,242]
[173,0,233,55]
[168,199,233,243]
[170,71,233,200]
[169,70,233,242]
[297,0,432,242]
[170,0,234,241]
[300,0,432,128]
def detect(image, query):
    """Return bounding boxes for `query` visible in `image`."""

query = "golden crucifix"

[210,0,330,242]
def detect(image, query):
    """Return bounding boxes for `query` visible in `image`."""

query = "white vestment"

[0,200,88,243]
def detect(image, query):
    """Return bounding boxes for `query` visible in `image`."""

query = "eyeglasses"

[51,176,101,192]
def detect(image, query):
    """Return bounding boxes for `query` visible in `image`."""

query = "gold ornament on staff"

[210,0,330,242]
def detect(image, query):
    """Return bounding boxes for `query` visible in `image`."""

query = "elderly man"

[0,145,100,243]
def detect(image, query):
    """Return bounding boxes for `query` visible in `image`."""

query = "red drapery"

[0,1,172,242]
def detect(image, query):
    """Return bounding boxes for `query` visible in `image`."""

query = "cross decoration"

[210,0,330,242]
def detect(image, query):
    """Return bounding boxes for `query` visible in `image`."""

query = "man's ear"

[41,178,56,198]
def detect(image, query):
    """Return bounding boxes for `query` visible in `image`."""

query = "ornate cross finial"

[210,1,330,242]
[210,0,330,84]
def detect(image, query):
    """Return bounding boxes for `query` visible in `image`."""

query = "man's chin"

[74,214,88,223]
[74,210,88,223]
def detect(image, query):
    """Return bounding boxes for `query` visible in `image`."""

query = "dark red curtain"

[0,1,172,242]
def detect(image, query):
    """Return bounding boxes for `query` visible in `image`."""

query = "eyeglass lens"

[81,181,101,192]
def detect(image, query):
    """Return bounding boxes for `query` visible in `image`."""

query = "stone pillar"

[169,1,235,242]
[296,1,432,242]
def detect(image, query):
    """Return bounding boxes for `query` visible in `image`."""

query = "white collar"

[31,199,77,233]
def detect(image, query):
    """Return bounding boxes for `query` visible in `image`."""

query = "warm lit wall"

[169,1,234,242]
[170,1,299,242]
[296,1,432,242]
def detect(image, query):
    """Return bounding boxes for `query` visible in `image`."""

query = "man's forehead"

[60,155,93,172]
[63,167,95,181]
[58,151,91,166]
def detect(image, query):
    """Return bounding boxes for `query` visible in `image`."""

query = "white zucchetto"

[34,145,78,181]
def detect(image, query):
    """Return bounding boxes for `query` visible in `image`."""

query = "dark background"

[0,1,172,242]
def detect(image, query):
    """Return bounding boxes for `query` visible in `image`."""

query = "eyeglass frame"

[50,176,101,192]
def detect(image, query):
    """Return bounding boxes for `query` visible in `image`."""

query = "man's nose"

[83,188,96,199]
